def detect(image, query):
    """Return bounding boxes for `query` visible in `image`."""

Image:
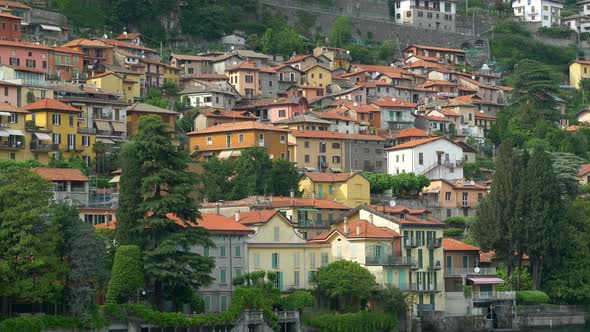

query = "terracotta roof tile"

[188,121,290,135]
[116,32,142,40]
[337,102,379,113]
[180,73,229,80]
[405,44,466,54]
[404,60,448,70]
[392,127,429,139]
[386,136,444,150]
[227,59,259,71]
[97,37,158,53]
[198,109,257,119]
[304,172,359,182]
[422,114,450,122]
[370,97,416,108]
[284,54,315,64]
[0,40,51,50]
[290,130,385,141]
[24,98,80,112]
[0,102,27,113]
[577,163,590,177]
[311,219,401,241]
[474,112,497,119]
[96,213,254,233]
[61,38,112,49]
[312,110,356,122]
[566,125,581,132]
[269,197,349,210]
[364,205,445,226]
[0,1,31,9]
[32,167,88,181]
[237,210,279,225]
[443,237,480,251]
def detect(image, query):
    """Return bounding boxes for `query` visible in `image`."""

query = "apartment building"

[125,103,178,137]
[32,167,90,206]
[512,0,563,27]
[422,179,488,219]
[299,172,371,208]
[0,102,28,160]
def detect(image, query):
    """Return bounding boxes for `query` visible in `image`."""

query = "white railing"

[446,267,497,276]
[473,291,515,300]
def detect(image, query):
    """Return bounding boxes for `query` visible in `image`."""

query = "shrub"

[443,228,464,237]
[282,291,315,311]
[0,315,80,332]
[106,245,144,304]
[516,290,550,304]
[444,216,469,228]
[464,285,473,298]
[303,312,398,332]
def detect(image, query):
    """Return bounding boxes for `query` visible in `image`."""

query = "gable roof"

[404,44,466,54]
[188,121,289,135]
[96,37,158,53]
[304,172,360,183]
[24,98,80,113]
[344,205,445,228]
[62,38,112,49]
[198,109,257,120]
[236,210,281,225]
[0,1,31,9]
[116,32,142,40]
[32,167,88,182]
[370,97,416,108]
[577,163,590,177]
[126,103,178,115]
[310,219,401,242]
[386,136,445,150]
[290,130,385,141]
[393,127,429,139]
[443,237,480,251]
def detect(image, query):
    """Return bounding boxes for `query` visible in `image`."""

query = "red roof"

[269,197,349,210]
[443,237,480,251]
[386,136,444,150]
[61,38,112,49]
[236,210,280,225]
[365,205,446,227]
[479,251,493,263]
[116,32,142,40]
[304,172,360,182]
[337,102,379,113]
[291,130,385,141]
[371,97,416,108]
[311,219,401,241]
[474,112,497,119]
[97,37,158,53]
[227,59,259,71]
[187,121,289,135]
[284,54,316,64]
[180,73,229,80]
[422,114,450,122]
[404,60,448,70]
[577,163,590,177]
[97,213,254,233]
[0,102,27,113]
[32,167,89,182]
[24,98,80,113]
[393,127,429,139]
[0,40,51,50]
[0,12,21,20]
[566,125,581,132]
[198,109,257,120]
[312,110,356,122]
[405,44,466,54]
[0,1,30,9]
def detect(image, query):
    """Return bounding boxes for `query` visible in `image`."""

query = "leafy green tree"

[162,81,181,96]
[375,285,407,315]
[199,157,236,202]
[144,88,170,108]
[329,16,353,47]
[261,27,305,57]
[106,245,144,304]
[283,290,315,311]
[0,168,68,303]
[389,173,430,197]
[378,40,397,62]
[117,115,215,309]
[230,147,273,199]
[345,43,376,64]
[115,143,145,247]
[269,159,300,196]
[314,260,376,312]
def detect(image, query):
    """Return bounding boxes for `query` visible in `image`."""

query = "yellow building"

[299,172,370,208]
[24,98,95,165]
[346,205,447,312]
[313,46,351,70]
[0,104,29,161]
[163,64,180,86]
[238,210,332,290]
[304,64,332,92]
[569,60,590,89]
[87,70,141,104]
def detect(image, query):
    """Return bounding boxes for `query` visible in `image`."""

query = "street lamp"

[136,288,146,303]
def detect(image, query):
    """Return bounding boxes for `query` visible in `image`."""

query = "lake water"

[525,328,590,332]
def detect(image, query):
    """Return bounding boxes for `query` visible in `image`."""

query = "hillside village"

[0,0,590,332]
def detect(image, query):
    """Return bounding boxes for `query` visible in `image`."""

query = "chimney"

[343,217,349,235]
[235,210,240,222]
[216,203,221,215]
[290,189,295,198]
[369,214,374,224]
[312,191,316,199]
[356,222,361,236]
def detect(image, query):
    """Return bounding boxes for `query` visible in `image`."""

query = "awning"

[5,129,23,136]
[330,168,342,173]
[108,175,120,184]
[0,111,11,117]
[218,150,232,160]
[94,120,111,131]
[111,121,126,132]
[297,208,320,212]
[96,138,115,144]
[200,151,213,157]
[468,277,504,285]
[40,25,62,32]
[231,150,242,157]
[0,129,8,137]
[425,190,440,194]
[34,132,52,141]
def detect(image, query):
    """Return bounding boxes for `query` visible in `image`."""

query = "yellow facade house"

[0,104,29,161]
[304,64,332,92]
[237,210,331,290]
[87,71,141,104]
[24,98,95,165]
[299,172,370,208]
[570,60,590,89]
[345,205,447,312]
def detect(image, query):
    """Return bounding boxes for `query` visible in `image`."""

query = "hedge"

[443,228,464,237]
[303,311,398,332]
[106,245,144,304]
[516,290,550,304]
[0,315,80,332]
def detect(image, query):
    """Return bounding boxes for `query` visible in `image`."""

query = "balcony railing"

[397,283,439,292]
[404,238,421,248]
[417,304,435,312]
[0,141,24,149]
[78,127,96,134]
[446,267,497,276]
[365,255,415,266]
[473,291,515,301]
[427,261,442,271]
[427,238,442,249]
[30,142,59,152]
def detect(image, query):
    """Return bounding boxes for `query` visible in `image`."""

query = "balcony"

[30,142,59,152]
[427,261,442,271]
[473,291,516,301]
[66,145,86,152]
[365,255,415,266]
[0,141,24,150]
[446,267,497,276]
[78,127,96,134]
[404,238,421,248]
[398,283,439,292]
[417,304,435,312]
[427,238,442,249]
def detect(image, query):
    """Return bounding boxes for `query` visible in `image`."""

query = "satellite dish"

[389,200,396,207]
[474,267,481,273]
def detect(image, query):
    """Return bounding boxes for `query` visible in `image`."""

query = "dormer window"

[400,213,406,219]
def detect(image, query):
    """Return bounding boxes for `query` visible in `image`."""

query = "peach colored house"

[49,46,83,81]
[0,79,20,105]
[0,12,22,42]
[286,85,324,100]
[0,40,50,74]
[237,97,309,123]
[226,59,259,98]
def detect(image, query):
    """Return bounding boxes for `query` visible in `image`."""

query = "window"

[274,226,280,241]
[445,192,451,201]
[294,252,300,268]
[245,75,254,83]
[42,61,47,69]
[82,135,90,147]
[219,269,227,284]
[321,253,329,266]
[462,192,468,206]
[294,271,300,286]
[319,73,323,79]
[304,141,310,148]
[259,133,265,146]
[332,142,340,149]
[418,249,423,268]
[278,109,286,117]
[478,193,483,202]
[396,1,401,8]
[9,58,18,66]
[445,2,451,12]
[304,155,310,163]
[234,245,241,257]
[220,295,228,312]
[51,113,61,125]
[26,59,35,67]
[238,134,244,143]
[319,142,327,153]
[3,87,7,97]
[9,113,16,123]
[271,252,280,268]
[204,295,212,312]
[254,253,260,268]
[204,246,210,257]
[219,245,226,257]
[332,156,341,164]
[280,152,286,159]
[235,268,242,277]
[69,115,74,127]
[206,136,212,145]
[52,133,61,145]
[280,135,286,144]
[418,152,424,165]
[309,253,316,268]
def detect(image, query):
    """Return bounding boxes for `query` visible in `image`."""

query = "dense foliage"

[106,245,144,304]
[363,172,430,196]
[303,311,398,332]
[516,291,550,304]
[0,315,80,332]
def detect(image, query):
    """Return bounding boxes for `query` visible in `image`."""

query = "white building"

[563,0,590,32]
[512,0,563,27]
[221,34,246,48]
[393,0,458,31]
[386,136,464,181]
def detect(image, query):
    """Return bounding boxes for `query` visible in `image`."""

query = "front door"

[317,184,323,198]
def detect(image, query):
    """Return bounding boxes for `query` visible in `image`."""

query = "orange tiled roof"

[311,219,401,241]
[479,251,493,263]
[96,213,254,233]
[405,44,466,54]
[290,130,385,141]
[250,97,298,107]
[0,103,27,113]
[474,112,497,119]
[393,127,429,139]
[566,125,581,132]
[386,136,444,150]
[371,97,416,108]
[227,59,259,71]
[198,109,257,119]
[353,64,413,79]
[116,32,142,40]
[284,54,315,64]
[337,102,379,113]
[304,172,359,182]
[237,210,279,225]
[0,12,21,20]
[32,167,89,182]
[404,60,448,71]
[312,110,356,122]
[577,163,590,177]
[24,98,80,112]
[431,108,459,117]
[363,205,445,227]
[269,196,349,210]
[0,40,51,50]
[0,1,31,9]
[443,237,480,251]
[180,73,229,80]
[61,38,112,49]
[187,121,289,135]
[422,114,450,122]
[52,46,83,54]
[97,37,158,53]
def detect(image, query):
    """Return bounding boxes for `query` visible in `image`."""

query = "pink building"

[0,80,20,106]
[237,97,309,123]
[0,40,50,74]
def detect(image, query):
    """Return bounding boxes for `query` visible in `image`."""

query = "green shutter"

[387,270,393,285]
[418,249,423,268]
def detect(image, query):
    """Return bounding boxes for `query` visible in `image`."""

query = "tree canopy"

[314,260,376,311]
[329,17,353,47]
